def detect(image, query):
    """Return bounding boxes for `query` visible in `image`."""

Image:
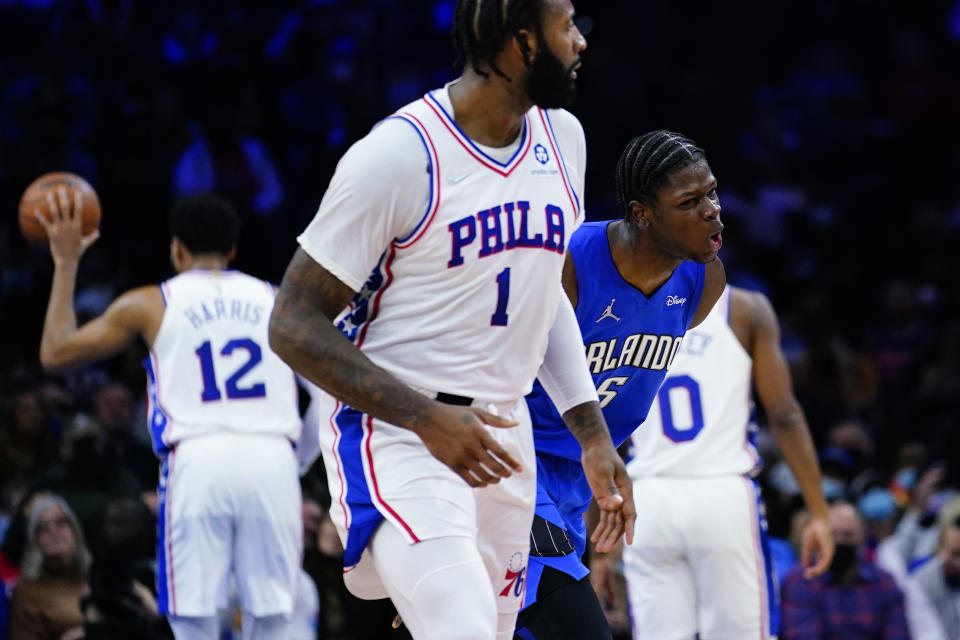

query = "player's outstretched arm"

[564,401,635,552]
[741,288,833,578]
[269,249,523,488]
[37,187,158,371]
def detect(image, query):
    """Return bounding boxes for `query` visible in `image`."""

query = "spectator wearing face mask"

[902,498,960,640]
[781,501,909,640]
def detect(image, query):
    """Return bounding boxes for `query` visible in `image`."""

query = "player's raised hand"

[416,402,522,488]
[582,442,636,552]
[801,515,834,579]
[34,186,99,265]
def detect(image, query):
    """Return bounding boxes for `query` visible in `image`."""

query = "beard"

[525,45,578,109]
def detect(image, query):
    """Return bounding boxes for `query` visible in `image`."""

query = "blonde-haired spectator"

[9,495,90,640]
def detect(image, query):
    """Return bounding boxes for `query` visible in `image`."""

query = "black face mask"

[830,543,860,575]
[525,41,578,109]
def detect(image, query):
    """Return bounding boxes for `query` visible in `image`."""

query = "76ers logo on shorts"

[499,552,526,598]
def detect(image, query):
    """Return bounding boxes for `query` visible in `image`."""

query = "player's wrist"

[52,257,80,272]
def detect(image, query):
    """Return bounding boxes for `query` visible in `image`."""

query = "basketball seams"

[18,171,101,244]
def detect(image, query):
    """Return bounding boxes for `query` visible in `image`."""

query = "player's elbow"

[767,404,806,433]
[39,344,72,373]
[267,306,298,366]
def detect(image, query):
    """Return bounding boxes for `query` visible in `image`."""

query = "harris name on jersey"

[182,297,266,329]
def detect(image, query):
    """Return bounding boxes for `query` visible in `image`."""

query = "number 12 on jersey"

[195,338,267,402]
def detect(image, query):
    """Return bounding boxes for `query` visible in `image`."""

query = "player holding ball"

[31,185,306,640]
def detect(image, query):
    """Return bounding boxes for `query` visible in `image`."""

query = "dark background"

[1,0,959,637]
[3,0,958,468]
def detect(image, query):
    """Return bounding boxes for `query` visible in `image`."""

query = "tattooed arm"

[268,249,522,487]
[562,394,635,553]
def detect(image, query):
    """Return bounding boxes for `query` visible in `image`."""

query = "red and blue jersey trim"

[333,404,419,569]
[156,449,177,615]
[159,281,171,306]
[389,113,442,248]
[538,109,581,221]
[143,350,173,455]
[327,400,351,531]
[423,91,532,177]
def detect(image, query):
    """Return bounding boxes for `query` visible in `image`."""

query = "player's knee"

[167,615,220,640]
[411,559,497,640]
[240,612,291,640]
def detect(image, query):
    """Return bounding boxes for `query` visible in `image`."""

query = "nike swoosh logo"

[447,174,469,184]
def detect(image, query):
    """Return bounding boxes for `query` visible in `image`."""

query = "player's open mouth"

[710,232,722,250]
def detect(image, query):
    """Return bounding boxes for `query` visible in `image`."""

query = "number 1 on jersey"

[491,267,510,326]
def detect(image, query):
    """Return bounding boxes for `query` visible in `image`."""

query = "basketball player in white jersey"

[36,192,303,640]
[268,1,634,638]
[613,285,834,639]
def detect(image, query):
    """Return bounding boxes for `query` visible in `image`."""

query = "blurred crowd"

[1,0,960,638]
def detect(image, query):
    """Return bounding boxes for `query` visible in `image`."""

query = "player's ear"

[628,200,652,229]
[170,237,187,272]
[226,247,237,264]
[512,27,537,67]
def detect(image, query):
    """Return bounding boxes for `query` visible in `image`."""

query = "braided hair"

[615,130,706,217]
[452,0,545,80]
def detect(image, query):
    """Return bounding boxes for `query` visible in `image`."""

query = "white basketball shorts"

[623,474,778,640]
[157,432,302,617]
[317,392,536,616]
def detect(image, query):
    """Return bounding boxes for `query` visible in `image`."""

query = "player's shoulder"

[539,107,585,143]
[334,115,429,184]
[120,284,165,308]
[569,220,609,251]
[106,285,165,332]
[729,286,778,333]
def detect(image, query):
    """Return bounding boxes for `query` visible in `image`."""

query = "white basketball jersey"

[627,286,760,477]
[326,92,582,402]
[145,270,301,453]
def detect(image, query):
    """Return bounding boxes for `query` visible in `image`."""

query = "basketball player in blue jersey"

[619,286,832,639]
[35,193,304,640]
[515,131,727,640]
[268,1,634,639]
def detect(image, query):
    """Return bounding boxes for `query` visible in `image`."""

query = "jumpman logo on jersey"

[596,298,621,323]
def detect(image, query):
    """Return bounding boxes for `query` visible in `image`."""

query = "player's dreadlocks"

[452,0,545,80]
[615,130,706,217]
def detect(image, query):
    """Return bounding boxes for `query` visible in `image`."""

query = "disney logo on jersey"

[534,143,550,165]
[666,295,687,307]
[585,333,684,375]
[448,200,566,268]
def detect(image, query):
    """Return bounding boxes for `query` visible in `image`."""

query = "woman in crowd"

[9,495,90,640]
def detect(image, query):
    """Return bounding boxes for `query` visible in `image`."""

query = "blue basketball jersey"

[518,221,708,617]
[527,221,706,460]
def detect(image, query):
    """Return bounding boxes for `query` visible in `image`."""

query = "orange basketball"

[18,172,101,245]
